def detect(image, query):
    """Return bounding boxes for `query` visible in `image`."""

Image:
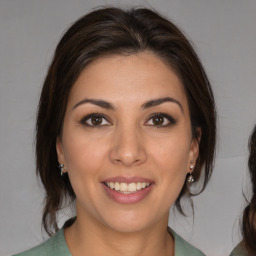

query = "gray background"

[1,0,256,255]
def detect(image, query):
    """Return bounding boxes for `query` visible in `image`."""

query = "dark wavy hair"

[241,125,256,255]
[36,7,216,235]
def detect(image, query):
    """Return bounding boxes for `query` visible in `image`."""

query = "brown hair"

[242,125,256,255]
[36,7,216,235]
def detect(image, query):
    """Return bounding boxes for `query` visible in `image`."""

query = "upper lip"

[102,176,154,183]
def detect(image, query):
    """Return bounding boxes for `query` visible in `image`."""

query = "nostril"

[109,135,147,166]
[112,157,143,166]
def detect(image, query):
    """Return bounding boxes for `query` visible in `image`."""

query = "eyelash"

[80,112,176,127]
[80,113,111,127]
[145,113,176,127]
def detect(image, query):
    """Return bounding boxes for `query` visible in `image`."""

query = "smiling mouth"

[104,182,151,194]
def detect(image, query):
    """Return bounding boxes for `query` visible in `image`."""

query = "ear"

[56,136,66,165]
[188,128,201,172]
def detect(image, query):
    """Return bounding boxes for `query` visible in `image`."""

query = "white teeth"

[109,182,115,189]
[114,182,120,191]
[136,182,142,190]
[120,183,128,192]
[128,183,136,192]
[106,182,151,193]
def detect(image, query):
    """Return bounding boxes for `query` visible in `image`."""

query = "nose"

[109,125,147,167]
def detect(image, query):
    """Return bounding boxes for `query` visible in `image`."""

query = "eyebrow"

[73,97,183,112]
[141,97,183,112]
[73,99,115,110]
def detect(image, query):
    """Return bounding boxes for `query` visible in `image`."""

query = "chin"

[100,210,161,234]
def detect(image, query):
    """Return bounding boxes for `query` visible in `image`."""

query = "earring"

[187,160,194,183]
[59,164,65,176]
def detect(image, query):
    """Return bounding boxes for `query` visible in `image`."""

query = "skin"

[56,51,200,256]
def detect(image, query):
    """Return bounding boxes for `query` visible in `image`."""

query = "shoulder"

[168,228,206,256]
[12,229,71,256]
[229,242,249,256]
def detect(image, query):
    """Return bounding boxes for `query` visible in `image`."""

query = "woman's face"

[57,51,199,233]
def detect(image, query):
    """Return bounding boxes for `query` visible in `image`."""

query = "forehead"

[68,51,188,110]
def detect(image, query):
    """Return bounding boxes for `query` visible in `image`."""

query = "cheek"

[156,146,188,187]
[148,134,190,197]
[150,134,190,169]
[154,148,188,208]
[61,132,109,204]
[62,128,109,176]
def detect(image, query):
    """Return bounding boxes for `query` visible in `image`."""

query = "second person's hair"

[242,125,256,255]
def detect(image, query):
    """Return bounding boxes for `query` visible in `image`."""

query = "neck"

[64,214,174,256]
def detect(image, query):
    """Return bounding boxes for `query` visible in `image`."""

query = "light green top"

[13,229,70,256]
[229,242,249,256]
[13,227,206,256]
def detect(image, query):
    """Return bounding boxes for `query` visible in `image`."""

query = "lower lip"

[102,184,153,204]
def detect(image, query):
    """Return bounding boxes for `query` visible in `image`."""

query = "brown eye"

[80,113,111,127]
[152,116,164,125]
[91,116,103,125]
[145,113,176,127]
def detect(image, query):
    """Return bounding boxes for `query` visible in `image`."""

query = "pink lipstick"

[101,176,154,204]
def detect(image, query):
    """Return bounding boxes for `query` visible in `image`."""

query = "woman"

[14,7,216,256]
[230,125,256,256]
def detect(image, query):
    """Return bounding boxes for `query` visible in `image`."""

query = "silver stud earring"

[59,164,65,176]
[187,160,195,183]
